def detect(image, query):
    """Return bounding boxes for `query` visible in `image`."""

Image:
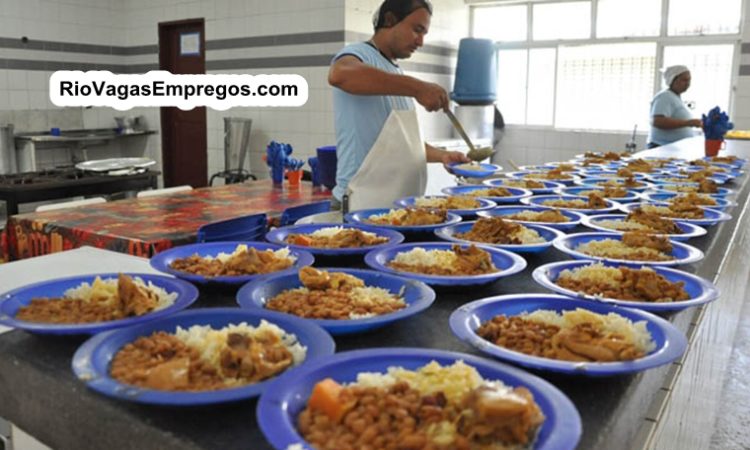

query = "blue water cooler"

[450,38,499,144]
[451,38,498,106]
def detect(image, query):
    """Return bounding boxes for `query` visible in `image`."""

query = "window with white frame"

[472,4,527,42]
[596,0,661,38]
[533,2,591,41]
[474,0,739,132]
[663,45,734,115]
[668,0,741,36]
[556,43,655,130]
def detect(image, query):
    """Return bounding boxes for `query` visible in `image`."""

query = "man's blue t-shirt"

[647,89,696,145]
[331,42,415,201]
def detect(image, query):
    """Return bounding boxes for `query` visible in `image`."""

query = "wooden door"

[158,19,208,188]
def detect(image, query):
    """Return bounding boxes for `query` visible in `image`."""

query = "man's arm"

[425,143,470,164]
[652,115,703,130]
[329,55,448,112]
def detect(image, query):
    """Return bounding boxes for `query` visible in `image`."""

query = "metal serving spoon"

[444,109,496,162]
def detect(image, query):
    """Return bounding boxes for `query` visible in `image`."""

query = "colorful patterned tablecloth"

[2,180,330,261]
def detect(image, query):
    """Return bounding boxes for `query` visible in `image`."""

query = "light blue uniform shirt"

[331,42,415,201]
[648,89,696,146]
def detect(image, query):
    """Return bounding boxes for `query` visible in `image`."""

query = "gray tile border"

[0,29,454,75]
[401,61,453,74]
[207,31,345,51]
[739,64,750,76]
[742,43,750,54]
[207,54,335,70]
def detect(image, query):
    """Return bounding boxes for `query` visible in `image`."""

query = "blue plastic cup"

[50,127,61,136]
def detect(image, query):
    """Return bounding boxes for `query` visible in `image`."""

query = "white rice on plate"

[64,275,177,310]
[308,226,378,239]
[521,308,655,354]
[354,360,521,405]
[576,239,672,260]
[210,244,296,263]
[391,248,459,269]
[593,219,655,232]
[174,320,307,377]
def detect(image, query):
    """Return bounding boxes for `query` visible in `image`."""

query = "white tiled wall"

[497,127,648,167]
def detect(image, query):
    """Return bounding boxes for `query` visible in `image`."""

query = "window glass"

[533,2,591,41]
[668,0,741,35]
[473,5,527,42]
[662,45,734,116]
[527,48,556,125]
[597,0,661,38]
[555,43,656,131]
[496,49,528,124]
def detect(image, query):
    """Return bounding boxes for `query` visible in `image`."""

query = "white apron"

[345,109,427,211]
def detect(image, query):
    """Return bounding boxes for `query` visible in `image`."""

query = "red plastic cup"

[286,169,303,187]
[704,139,724,157]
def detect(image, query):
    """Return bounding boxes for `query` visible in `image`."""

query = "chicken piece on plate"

[117,273,158,316]
[622,231,672,253]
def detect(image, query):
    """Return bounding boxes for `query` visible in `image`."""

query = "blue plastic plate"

[521,194,622,214]
[581,214,707,241]
[575,177,653,191]
[648,173,726,185]
[394,195,497,217]
[257,347,582,450]
[619,202,731,227]
[264,223,404,257]
[149,242,314,284]
[477,206,586,231]
[364,242,527,286]
[554,186,642,203]
[71,308,335,405]
[640,193,735,211]
[578,169,647,180]
[544,160,602,169]
[435,221,563,253]
[553,232,703,266]
[649,184,735,197]
[532,260,719,312]
[520,164,584,172]
[450,294,688,375]
[344,208,462,234]
[236,268,435,335]
[440,185,533,203]
[448,162,502,178]
[680,165,741,180]
[702,155,747,168]
[0,273,199,335]
[505,171,582,186]
[483,178,565,194]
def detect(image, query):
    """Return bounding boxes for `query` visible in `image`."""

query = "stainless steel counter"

[14,129,156,172]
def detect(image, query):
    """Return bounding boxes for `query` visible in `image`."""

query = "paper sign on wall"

[180,32,200,56]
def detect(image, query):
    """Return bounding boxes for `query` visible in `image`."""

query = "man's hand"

[415,82,449,112]
[441,150,471,166]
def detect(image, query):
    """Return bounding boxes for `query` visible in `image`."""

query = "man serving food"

[328,0,469,211]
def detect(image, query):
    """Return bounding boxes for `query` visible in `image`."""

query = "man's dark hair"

[373,0,433,30]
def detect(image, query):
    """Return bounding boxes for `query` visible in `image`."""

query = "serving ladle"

[444,109,496,162]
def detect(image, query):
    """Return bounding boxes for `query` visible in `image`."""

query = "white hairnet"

[662,65,690,87]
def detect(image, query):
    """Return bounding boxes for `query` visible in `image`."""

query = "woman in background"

[647,65,703,148]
